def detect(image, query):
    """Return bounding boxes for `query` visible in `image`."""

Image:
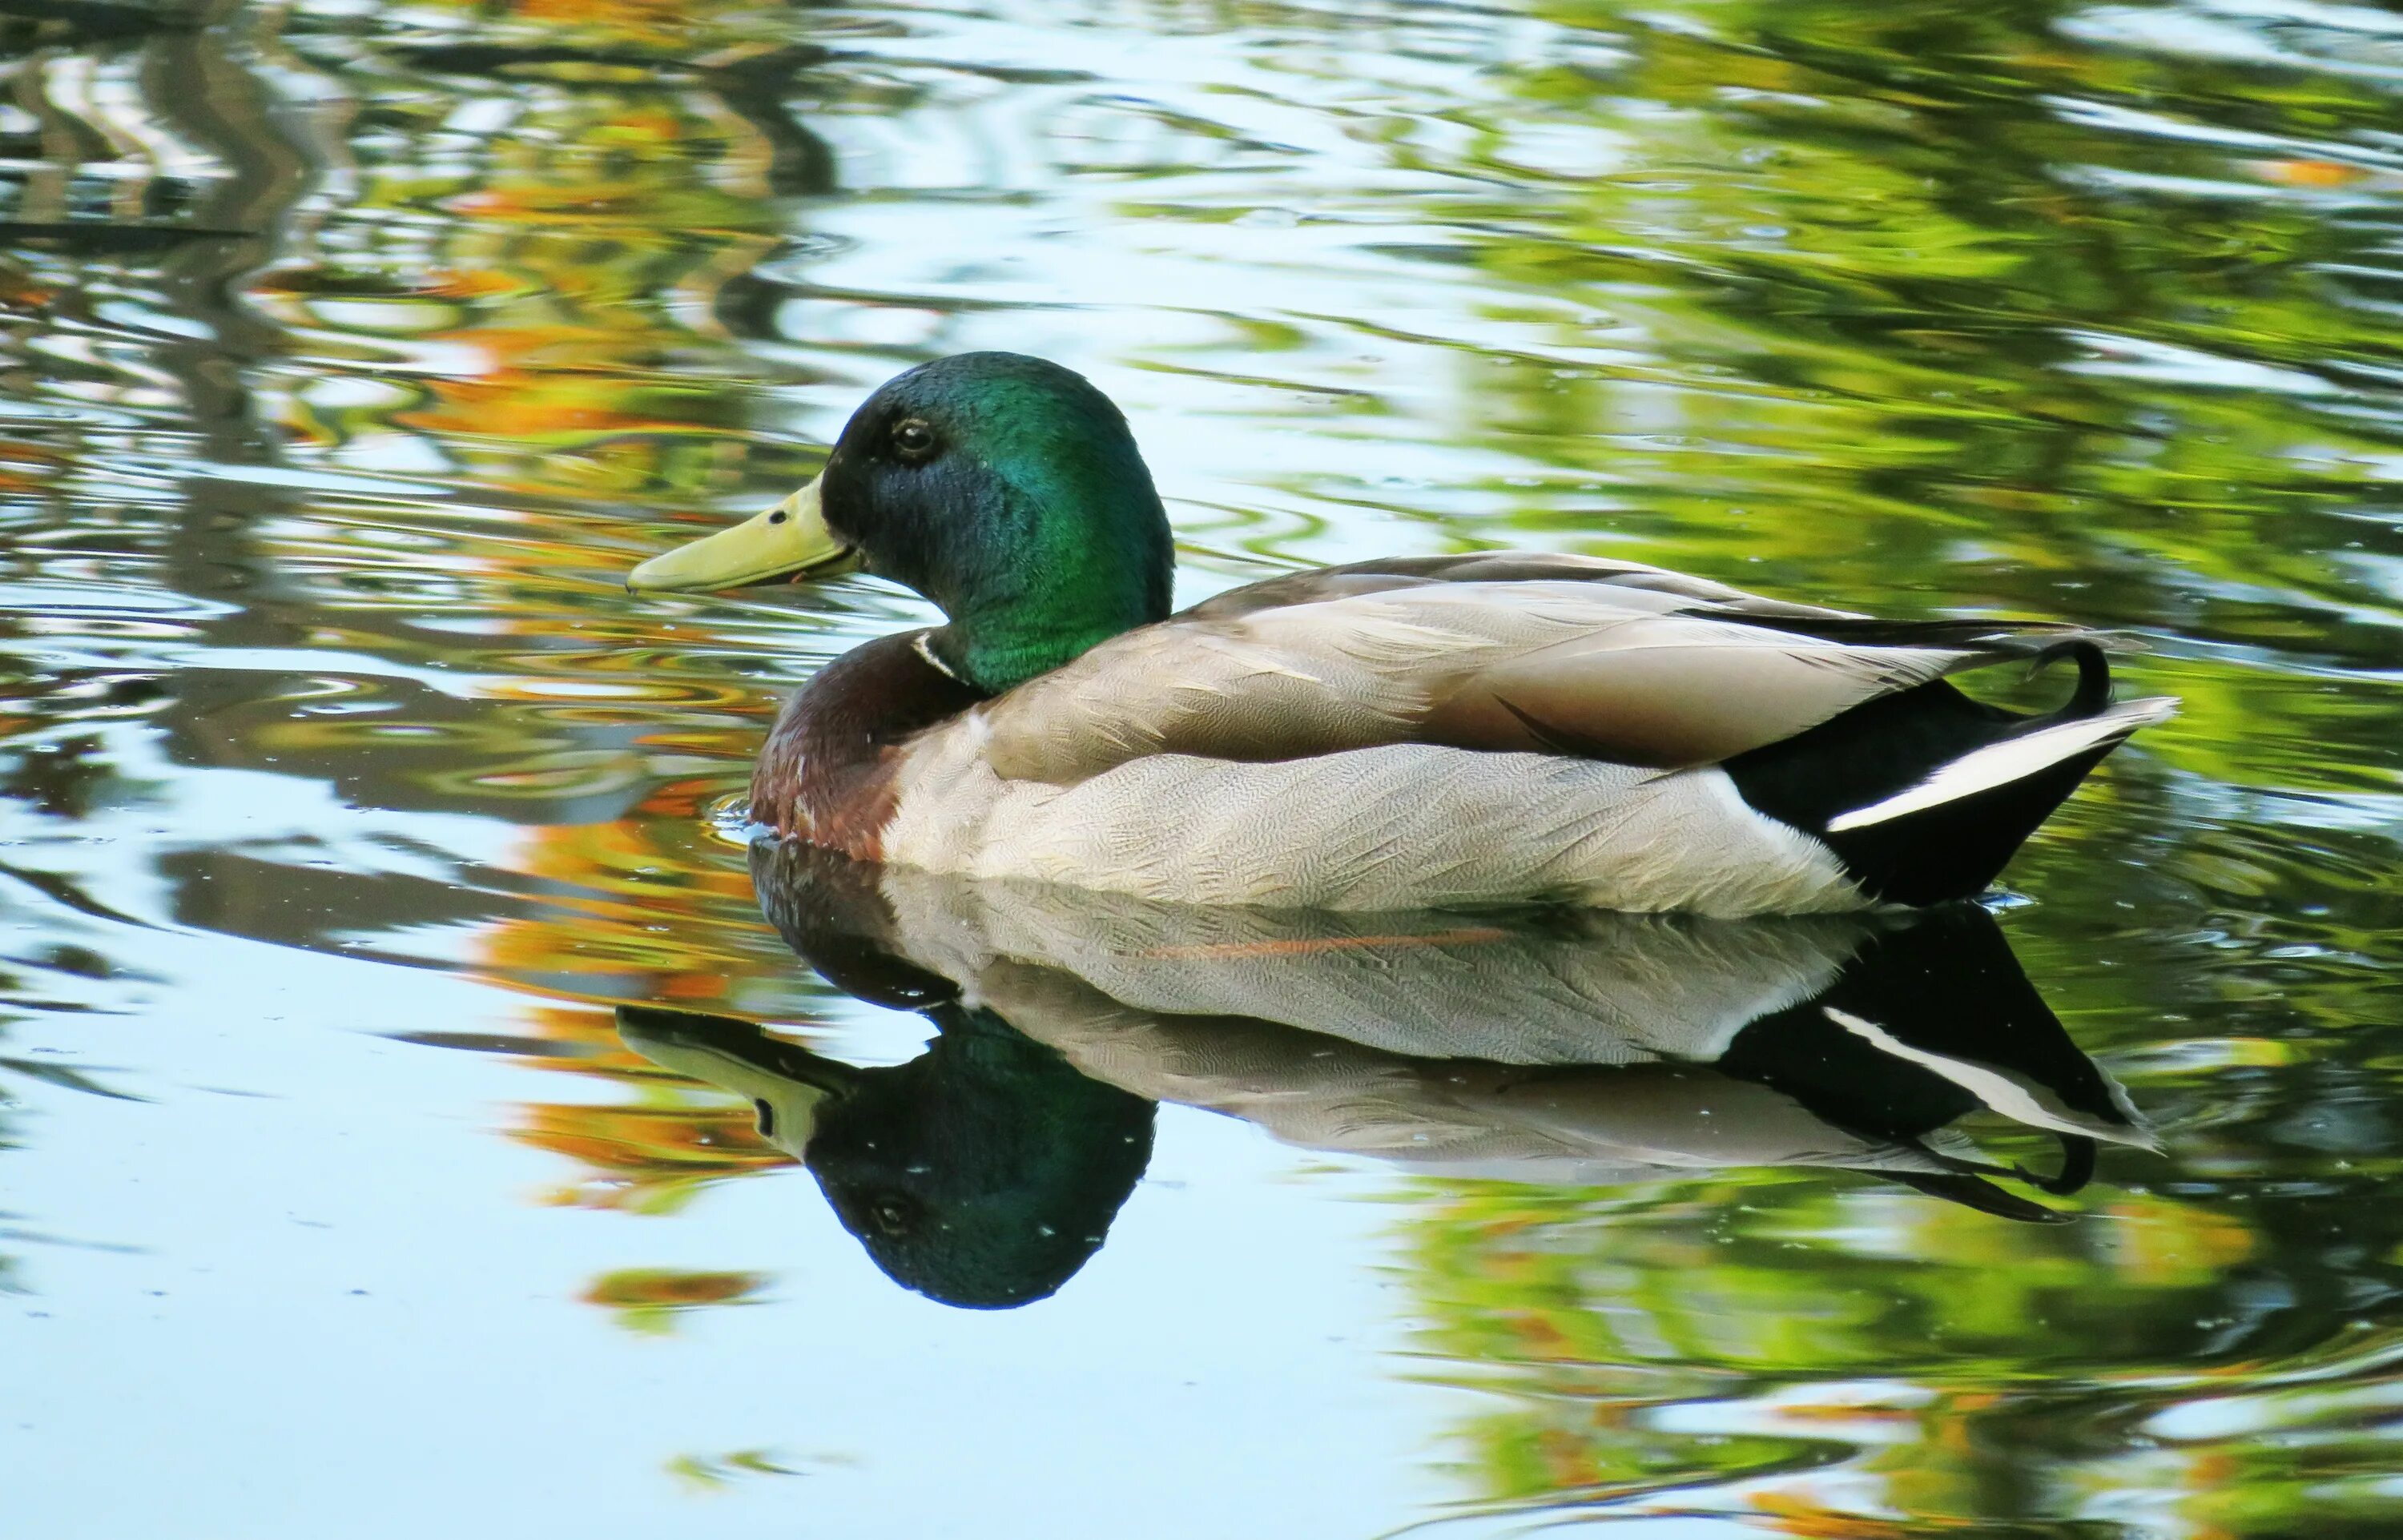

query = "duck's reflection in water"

[618,845,2151,1310]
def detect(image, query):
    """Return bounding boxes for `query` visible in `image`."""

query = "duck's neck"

[925,605,1150,695]
[901,454,1173,694]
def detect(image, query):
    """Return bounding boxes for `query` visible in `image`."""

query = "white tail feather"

[1825,697,2178,834]
[1823,1007,2159,1149]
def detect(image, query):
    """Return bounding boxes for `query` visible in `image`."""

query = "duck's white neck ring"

[913,629,964,683]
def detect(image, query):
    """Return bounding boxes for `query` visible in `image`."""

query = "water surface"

[6,0,2403,1534]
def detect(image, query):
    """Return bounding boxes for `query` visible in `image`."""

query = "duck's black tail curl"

[2030,637,2112,719]
[1726,641,2175,905]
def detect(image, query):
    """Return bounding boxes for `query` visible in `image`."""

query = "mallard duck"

[628,352,2176,915]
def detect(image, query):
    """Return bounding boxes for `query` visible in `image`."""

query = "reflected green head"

[819,352,1175,692]
[805,1005,1157,1310]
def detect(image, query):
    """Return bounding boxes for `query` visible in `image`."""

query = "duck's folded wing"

[979,574,2092,785]
[1174,552,1858,624]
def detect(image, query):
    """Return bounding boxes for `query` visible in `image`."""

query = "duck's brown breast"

[751,629,988,858]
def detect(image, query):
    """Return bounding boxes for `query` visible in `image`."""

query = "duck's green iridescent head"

[627,352,1173,694]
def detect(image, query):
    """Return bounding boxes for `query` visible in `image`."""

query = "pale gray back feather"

[1177,552,1861,624]
[976,580,2011,784]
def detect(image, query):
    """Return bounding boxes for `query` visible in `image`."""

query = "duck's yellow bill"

[626,475,861,593]
[615,1005,847,1160]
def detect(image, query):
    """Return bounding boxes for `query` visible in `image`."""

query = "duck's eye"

[891,418,937,460]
